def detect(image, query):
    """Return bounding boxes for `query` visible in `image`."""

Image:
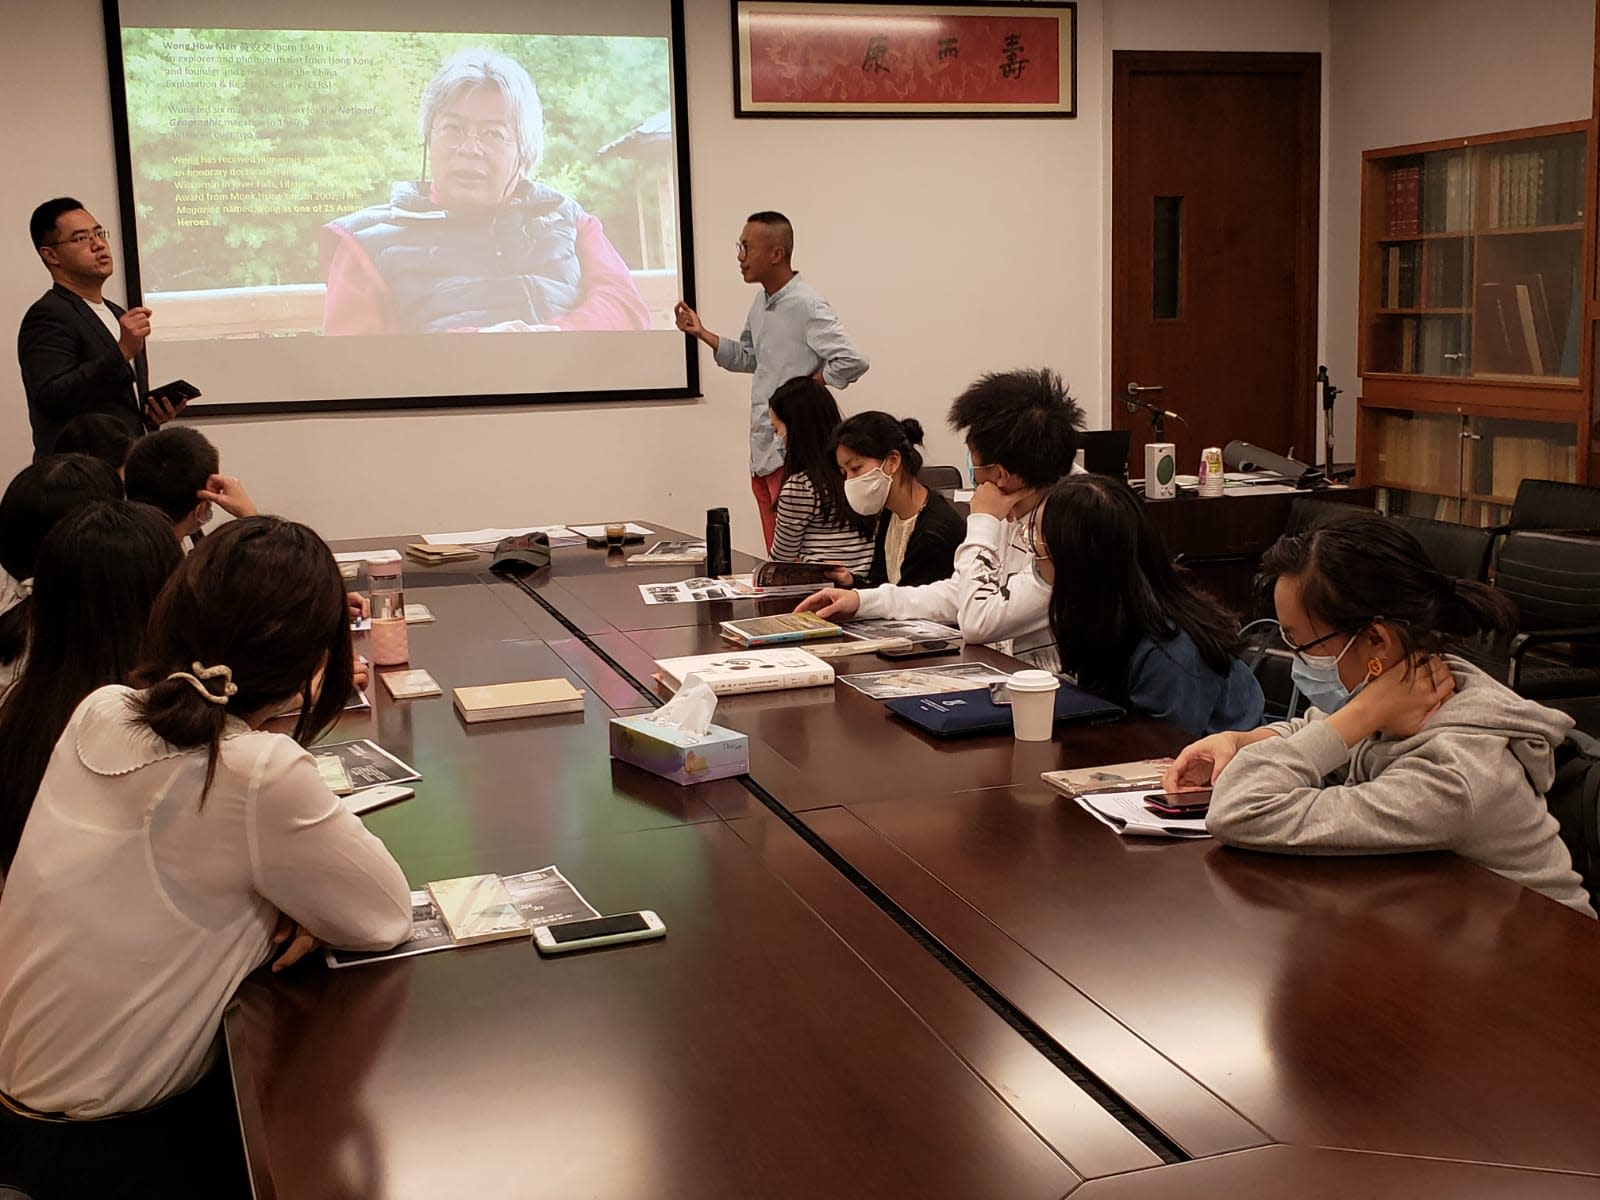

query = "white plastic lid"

[1006,670,1061,693]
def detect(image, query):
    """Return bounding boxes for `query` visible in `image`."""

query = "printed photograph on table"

[733,1,1076,118]
[839,660,1015,699]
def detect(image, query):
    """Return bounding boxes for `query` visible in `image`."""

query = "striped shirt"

[770,472,875,573]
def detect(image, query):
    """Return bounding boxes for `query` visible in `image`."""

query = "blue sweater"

[1126,631,1265,736]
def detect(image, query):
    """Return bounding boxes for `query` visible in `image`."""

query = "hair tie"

[165,662,238,705]
[0,575,30,619]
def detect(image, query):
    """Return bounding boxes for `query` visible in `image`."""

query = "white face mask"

[844,465,893,516]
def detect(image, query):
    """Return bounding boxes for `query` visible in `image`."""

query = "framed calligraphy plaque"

[733,1,1076,117]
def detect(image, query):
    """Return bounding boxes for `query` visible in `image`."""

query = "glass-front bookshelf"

[1358,121,1592,523]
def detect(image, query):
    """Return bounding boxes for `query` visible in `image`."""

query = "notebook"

[453,678,586,722]
[884,683,1124,738]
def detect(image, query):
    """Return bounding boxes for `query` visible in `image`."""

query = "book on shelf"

[1512,283,1546,375]
[655,647,835,695]
[720,612,841,647]
[1384,163,1421,237]
[325,865,599,968]
[452,678,586,722]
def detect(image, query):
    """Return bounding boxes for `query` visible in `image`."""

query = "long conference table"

[227,524,1600,1199]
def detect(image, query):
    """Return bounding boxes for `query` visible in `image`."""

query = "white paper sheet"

[1072,788,1211,839]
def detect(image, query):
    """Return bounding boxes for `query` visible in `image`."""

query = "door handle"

[1126,382,1164,396]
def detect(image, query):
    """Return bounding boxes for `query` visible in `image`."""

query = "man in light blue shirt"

[675,212,868,550]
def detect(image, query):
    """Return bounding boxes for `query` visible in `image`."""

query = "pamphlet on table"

[324,865,599,968]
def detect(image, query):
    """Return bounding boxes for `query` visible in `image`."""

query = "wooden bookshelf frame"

[1357,118,1595,522]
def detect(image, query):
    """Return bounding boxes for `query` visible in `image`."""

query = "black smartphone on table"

[1143,789,1212,817]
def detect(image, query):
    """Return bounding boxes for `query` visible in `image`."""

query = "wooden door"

[1112,52,1321,475]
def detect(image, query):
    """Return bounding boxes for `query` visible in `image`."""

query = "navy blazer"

[18,283,149,459]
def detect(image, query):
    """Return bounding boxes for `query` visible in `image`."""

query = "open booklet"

[1040,759,1209,839]
[325,865,599,968]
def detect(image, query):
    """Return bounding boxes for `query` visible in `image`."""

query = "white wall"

[1324,0,1594,454]
[2,0,1592,550]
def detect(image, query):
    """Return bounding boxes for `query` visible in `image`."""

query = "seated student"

[798,368,1084,668]
[831,411,965,589]
[1162,511,1593,916]
[123,425,257,543]
[1035,474,1264,736]
[0,454,124,692]
[52,412,137,475]
[766,376,875,575]
[0,501,182,874]
[0,517,411,1195]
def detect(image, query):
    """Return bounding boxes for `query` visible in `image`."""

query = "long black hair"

[768,376,873,537]
[1259,510,1517,653]
[1040,474,1244,699]
[0,501,180,871]
[132,517,354,803]
[0,454,124,671]
[833,411,926,477]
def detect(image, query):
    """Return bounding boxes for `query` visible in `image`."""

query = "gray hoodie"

[1208,656,1595,917]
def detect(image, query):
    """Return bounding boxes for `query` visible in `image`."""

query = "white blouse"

[0,685,411,1117]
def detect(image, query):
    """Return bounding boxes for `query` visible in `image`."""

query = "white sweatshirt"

[855,512,1057,669]
[0,686,412,1117]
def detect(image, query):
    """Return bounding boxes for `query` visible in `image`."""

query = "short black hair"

[746,211,794,258]
[54,413,137,469]
[947,368,1085,488]
[30,197,85,249]
[124,426,219,524]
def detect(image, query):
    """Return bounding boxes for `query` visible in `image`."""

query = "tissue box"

[608,715,749,786]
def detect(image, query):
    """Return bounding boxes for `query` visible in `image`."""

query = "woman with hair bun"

[832,410,965,588]
[1163,509,1593,916]
[0,516,411,1191]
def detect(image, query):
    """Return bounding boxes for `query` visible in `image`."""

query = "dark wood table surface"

[499,525,1600,1179]
[247,528,1600,1196]
[228,580,1149,1198]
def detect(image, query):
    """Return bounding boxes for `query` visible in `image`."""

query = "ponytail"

[1436,576,1518,641]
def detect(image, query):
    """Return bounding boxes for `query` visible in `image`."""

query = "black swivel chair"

[1507,479,1600,534]
[1391,514,1495,583]
[921,465,964,496]
[1484,531,1600,698]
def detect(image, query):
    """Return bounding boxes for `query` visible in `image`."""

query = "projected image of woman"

[319,49,651,335]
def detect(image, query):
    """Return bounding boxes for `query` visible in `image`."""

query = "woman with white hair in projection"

[321,48,651,334]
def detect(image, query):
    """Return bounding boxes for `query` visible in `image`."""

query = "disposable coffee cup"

[1006,669,1060,742]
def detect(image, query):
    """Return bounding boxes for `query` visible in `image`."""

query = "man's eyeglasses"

[47,226,109,249]
[431,121,515,152]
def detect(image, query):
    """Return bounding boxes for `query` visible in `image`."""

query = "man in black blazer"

[17,197,185,460]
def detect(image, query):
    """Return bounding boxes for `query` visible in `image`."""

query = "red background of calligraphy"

[746,12,1063,106]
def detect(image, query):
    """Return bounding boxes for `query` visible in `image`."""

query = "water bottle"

[367,554,409,666]
[706,507,732,578]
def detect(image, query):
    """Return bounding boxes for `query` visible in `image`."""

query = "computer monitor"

[1078,429,1132,479]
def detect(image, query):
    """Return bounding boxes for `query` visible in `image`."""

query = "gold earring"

[1366,657,1384,678]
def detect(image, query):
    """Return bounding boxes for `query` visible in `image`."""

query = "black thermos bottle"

[705,507,732,578]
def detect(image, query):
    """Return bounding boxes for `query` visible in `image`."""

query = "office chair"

[1507,479,1600,534]
[920,465,963,495]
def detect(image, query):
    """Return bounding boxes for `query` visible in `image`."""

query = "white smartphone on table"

[533,910,666,954]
